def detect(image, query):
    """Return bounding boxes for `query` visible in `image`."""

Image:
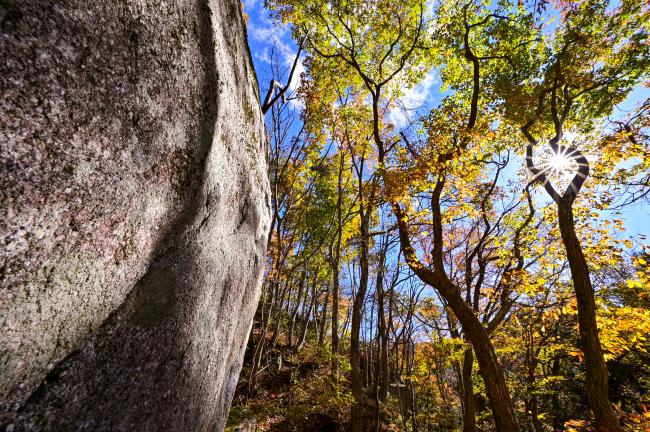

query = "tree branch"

[261,33,309,114]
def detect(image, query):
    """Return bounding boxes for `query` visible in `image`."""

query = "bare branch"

[261,33,309,114]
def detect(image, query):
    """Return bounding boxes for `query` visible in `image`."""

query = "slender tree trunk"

[297,284,317,350]
[248,274,279,394]
[269,278,292,351]
[312,297,321,342]
[462,347,476,432]
[288,270,306,348]
[374,253,388,432]
[525,346,543,432]
[374,352,381,432]
[409,379,418,432]
[342,300,352,336]
[351,210,372,432]
[318,285,329,347]
[367,294,375,389]
[455,362,465,412]
[557,201,619,432]
[406,338,418,432]
[378,295,389,402]
[551,356,564,431]
[350,93,382,432]
[376,242,390,402]
[388,280,395,388]
[331,260,340,375]
[330,151,345,377]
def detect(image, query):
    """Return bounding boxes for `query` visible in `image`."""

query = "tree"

[266,1,432,429]
[234,0,650,430]
[497,1,650,429]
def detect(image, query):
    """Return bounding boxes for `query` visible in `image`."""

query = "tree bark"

[297,284,317,350]
[525,345,543,432]
[557,201,620,432]
[462,347,476,432]
[376,242,390,402]
[551,356,564,431]
[288,270,307,348]
[330,151,345,377]
[351,212,371,432]
[318,285,330,347]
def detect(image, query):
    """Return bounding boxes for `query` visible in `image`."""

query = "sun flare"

[548,152,571,174]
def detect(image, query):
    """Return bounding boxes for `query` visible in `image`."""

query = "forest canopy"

[231,0,650,431]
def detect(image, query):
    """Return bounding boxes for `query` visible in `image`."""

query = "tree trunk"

[551,356,564,431]
[394,202,520,432]
[406,338,418,432]
[351,209,372,432]
[249,275,280,394]
[297,285,317,350]
[318,286,330,347]
[367,302,375,389]
[288,270,307,348]
[331,261,341,376]
[330,151,345,377]
[269,278,292,351]
[462,347,476,432]
[376,243,390,402]
[557,201,620,432]
[525,346,543,432]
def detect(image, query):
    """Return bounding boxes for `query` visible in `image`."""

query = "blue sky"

[243,0,305,105]
[242,0,649,247]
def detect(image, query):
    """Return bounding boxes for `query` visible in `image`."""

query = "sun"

[535,145,581,189]
[541,145,579,178]
[548,151,572,174]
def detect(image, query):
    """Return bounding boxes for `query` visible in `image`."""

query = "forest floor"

[225,337,404,432]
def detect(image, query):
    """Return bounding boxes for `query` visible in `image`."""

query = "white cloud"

[254,46,272,64]
[242,0,260,9]
[285,52,305,91]
[387,68,440,128]
[249,14,306,109]
[249,24,292,57]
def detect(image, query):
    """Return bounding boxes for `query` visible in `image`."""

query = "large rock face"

[0,0,269,430]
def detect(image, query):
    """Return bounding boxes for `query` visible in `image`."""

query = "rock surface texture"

[0,0,270,430]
